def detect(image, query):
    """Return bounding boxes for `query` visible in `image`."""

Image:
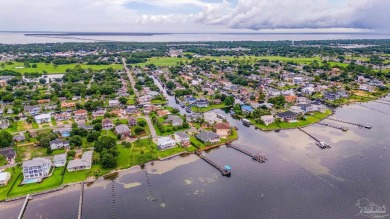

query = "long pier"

[226,144,268,163]
[326,117,372,129]
[195,151,231,176]
[17,194,31,219]
[317,122,348,131]
[77,182,84,219]
[298,127,330,149]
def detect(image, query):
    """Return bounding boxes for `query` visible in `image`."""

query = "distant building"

[13,135,26,142]
[276,111,297,123]
[102,119,114,130]
[74,110,88,120]
[114,124,131,138]
[260,115,275,126]
[49,139,70,150]
[128,117,138,126]
[214,123,231,138]
[165,115,183,127]
[0,148,16,163]
[109,99,120,107]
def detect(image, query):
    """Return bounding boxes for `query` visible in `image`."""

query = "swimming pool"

[22,178,40,184]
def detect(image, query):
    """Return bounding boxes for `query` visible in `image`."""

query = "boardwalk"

[227,144,267,163]
[77,182,84,219]
[298,127,330,149]
[317,122,348,131]
[195,151,231,176]
[326,117,372,129]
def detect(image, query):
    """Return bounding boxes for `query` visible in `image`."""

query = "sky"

[0,0,389,33]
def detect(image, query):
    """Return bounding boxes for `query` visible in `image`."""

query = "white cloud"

[0,0,388,32]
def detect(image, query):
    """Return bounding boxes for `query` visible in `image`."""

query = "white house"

[260,115,275,126]
[109,99,120,107]
[23,158,52,181]
[359,84,374,92]
[67,151,93,172]
[0,172,11,185]
[157,137,177,150]
[49,139,70,150]
[34,114,51,124]
[53,154,67,167]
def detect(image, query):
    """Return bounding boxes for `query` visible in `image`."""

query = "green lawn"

[135,57,190,67]
[130,139,158,166]
[8,167,64,198]
[151,99,167,105]
[62,165,109,185]
[130,118,151,137]
[126,95,136,105]
[0,62,123,74]
[157,146,186,158]
[51,117,57,126]
[0,167,22,201]
[191,103,229,113]
[32,122,39,129]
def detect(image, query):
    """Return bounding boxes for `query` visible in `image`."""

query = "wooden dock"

[326,117,372,129]
[226,144,268,163]
[17,194,31,219]
[317,122,348,131]
[298,127,330,149]
[77,183,84,219]
[195,151,231,176]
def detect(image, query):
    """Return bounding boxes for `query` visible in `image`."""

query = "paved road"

[122,57,138,98]
[140,116,157,137]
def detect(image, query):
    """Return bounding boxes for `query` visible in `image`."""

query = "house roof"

[158,137,176,145]
[277,111,296,118]
[214,123,231,130]
[115,124,130,134]
[175,131,189,139]
[74,110,87,114]
[0,172,10,181]
[34,114,51,120]
[197,131,220,142]
[0,148,15,159]
[53,154,67,162]
[23,158,51,168]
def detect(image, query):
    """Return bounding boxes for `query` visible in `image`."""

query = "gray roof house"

[174,131,190,147]
[165,115,183,127]
[67,151,93,172]
[196,131,220,144]
[115,124,131,137]
[53,154,67,167]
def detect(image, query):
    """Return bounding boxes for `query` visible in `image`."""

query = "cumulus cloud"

[196,0,390,30]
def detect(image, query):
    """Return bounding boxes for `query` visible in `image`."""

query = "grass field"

[0,62,123,74]
[135,57,190,67]
[191,103,229,113]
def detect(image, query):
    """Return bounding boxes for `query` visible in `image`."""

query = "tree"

[87,131,100,142]
[46,147,53,155]
[70,135,82,147]
[67,150,76,158]
[100,152,117,168]
[39,78,46,84]
[118,97,127,105]
[224,96,235,106]
[134,127,145,135]
[166,81,176,90]
[94,136,116,153]
[138,120,146,127]
[93,122,102,131]
[37,132,57,148]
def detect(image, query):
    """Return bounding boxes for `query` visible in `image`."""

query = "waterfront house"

[114,124,131,138]
[53,154,67,167]
[22,158,52,181]
[276,111,297,122]
[165,115,183,127]
[35,114,51,124]
[214,123,231,138]
[128,117,138,126]
[290,106,304,114]
[67,151,93,172]
[102,119,114,130]
[0,172,11,186]
[174,132,190,147]
[49,139,70,150]
[0,148,16,163]
[74,109,88,120]
[260,115,275,126]
[157,137,177,150]
[196,131,221,144]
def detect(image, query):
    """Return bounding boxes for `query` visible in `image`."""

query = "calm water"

[1,32,390,44]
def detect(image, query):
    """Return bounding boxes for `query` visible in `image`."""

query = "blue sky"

[0,0,389,32]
